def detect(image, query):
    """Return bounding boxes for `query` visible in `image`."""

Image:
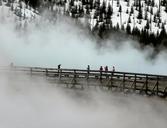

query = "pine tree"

[90,0,94,10]
[148,0,151,6]
[6,0,11,7]
[127,0,130,6]
[125,8,128,14]
[150,7,153,15]
[85,4,90,14]
[126,23,131,34]
[25,0,40,8]
[101,0,106,14]
[153,15,156,23]
[128,15,131,23]
[130,6,134,15]
[119,5,122,26]
[145,20,150,30]
[11,2,14,11]
[82,0,86,5]
[144,8,148,20]
[98,24,105,38]
[117,0,120,7]
[78,5,84,17]
[107,4,113,18]
[162,0,166,6]
[0,0,2,6]
[137,0,143,19]
[159,23,167,46]
[151,0,155,6]
[95,0,100,9]
[116,23,120,30]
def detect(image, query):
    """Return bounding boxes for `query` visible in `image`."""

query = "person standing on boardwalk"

[87,65,90,74]
[105,66,108,72]
[112,66,115,72]
[100,66,103,72]
[100,66,103,81]
[87,65,90,79]
[58,64,61,73]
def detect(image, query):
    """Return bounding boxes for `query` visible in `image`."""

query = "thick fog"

[0,15,167,75]
[0,72,166,128]
[0,9,167,128]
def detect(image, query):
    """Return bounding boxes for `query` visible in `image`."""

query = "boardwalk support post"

[5,66,167,98]
[134,74,137,92]
[71,70,77,88]
[145,75,148,95]
[123,73,125,91]
[30,68,32,76]
[156,76,159,96]
[46,68,48,77]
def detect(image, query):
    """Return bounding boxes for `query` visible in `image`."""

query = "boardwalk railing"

[1,66,167,98]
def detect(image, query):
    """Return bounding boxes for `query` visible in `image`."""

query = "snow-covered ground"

[0,0,167,35]
[0,0,38,28]
[64,0,167,34]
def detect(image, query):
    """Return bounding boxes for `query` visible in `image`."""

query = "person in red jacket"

[105,66,108,72]
[100,66,103,71]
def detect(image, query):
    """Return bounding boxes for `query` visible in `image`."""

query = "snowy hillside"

[0,0,167,46]
[0,0,38,28]
[60,0,167,35]
[49,0,167,46]
[1,0,167,34]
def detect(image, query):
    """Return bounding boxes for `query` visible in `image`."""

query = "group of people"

[9,63,115,73]
[58,65,115,72]
[100,66,115,72]
[87,65,115,72]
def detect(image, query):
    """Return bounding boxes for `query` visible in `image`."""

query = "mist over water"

[0,16,167,75]
[0,12,167,128]
[0,72,166,128]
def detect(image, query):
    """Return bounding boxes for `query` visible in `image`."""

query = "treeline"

[24,0,41,8]
[15,0,167,47]
[65,0,167,47]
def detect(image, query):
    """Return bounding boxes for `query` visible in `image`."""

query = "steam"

[0,13,167,75]
[0,72,166,128]
[0,12,167,128]
[0,15,167,75]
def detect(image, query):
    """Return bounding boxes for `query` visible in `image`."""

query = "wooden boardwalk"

[2,66,167,98]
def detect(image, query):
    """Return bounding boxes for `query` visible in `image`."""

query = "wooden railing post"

[145,75,148,94]
[30,68,32,76]
[100,70,102,83]
[5,65,167,98]
[164,87,167,98]
[46,68,48,76]
[123,73,125,91]
[74,70,77,84]
[87,69,89,79]
[109,72,113,90]
[59,69,62,79]
[156,76,159,96]
[134,74,137,92]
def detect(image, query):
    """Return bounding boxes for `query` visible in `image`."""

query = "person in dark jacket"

[58,64,61,73]
[113,66,115,72]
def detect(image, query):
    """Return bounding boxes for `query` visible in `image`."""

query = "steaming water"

[0,16,167,75]
[0,12,167,128]
[0,72,166,128]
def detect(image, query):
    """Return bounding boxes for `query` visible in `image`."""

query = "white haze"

[0,16,167,75]
[0,72,166,128]
[0,11,167,128]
